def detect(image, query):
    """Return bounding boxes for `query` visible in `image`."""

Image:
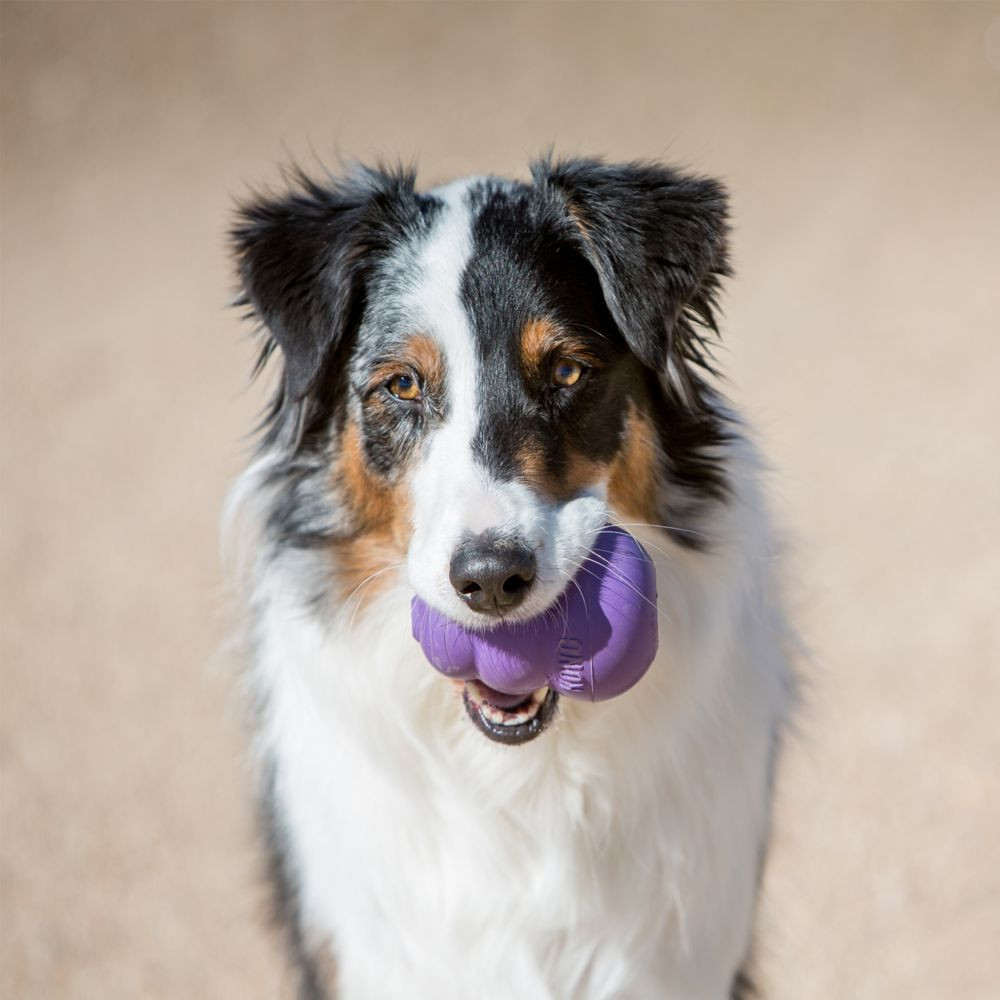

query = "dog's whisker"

[342,561,406,609]
[345,562,406,630]
[563,567,591,624]
[607,517,707,542]
[567,553,670,626]
[566,320,611,343]
[605,517,678,561]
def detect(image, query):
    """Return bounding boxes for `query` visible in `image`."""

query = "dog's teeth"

[479,697,543,727]
[466,683,549,729]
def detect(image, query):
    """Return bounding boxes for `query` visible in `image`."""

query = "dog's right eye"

[386,373,422,401]
[551,358,584,388]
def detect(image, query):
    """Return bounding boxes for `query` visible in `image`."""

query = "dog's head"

[233,157,730,742]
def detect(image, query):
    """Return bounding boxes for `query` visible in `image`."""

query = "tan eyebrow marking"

[519,318,601,379]
[367,333,446,397]
[404,334,445,397]
[521,317,561,373]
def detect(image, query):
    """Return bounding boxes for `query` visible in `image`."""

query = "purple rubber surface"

[410,525,658,702]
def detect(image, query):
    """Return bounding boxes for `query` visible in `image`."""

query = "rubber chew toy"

[411,525,658,702]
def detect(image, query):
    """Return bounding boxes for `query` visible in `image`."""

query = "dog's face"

[233,158,729,742]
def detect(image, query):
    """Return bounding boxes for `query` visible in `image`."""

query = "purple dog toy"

[411,525,658,702]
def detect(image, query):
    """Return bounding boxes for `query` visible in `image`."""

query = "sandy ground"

[2,3,999,997]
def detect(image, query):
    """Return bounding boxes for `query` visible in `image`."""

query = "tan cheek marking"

[333,331,442,604]
[332,420,413,602]
[517,441,608,503]
[608,409,662,524]
[564,450,608,499]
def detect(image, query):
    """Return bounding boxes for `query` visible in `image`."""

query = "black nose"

[449,537,537,615]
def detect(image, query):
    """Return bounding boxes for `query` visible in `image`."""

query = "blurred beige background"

[2,2,999,997]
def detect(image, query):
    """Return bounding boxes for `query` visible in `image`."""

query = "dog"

[227,156,793,999]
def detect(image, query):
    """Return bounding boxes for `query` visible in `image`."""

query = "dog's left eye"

[551,358,584,388]
[386,373,422,401]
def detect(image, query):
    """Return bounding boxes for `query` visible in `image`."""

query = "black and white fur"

[227,157,793,999]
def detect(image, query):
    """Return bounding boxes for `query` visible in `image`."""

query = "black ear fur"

[231,165,417,400]
[531,156,730,375]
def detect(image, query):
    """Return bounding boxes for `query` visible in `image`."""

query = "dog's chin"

[462,680,559,746]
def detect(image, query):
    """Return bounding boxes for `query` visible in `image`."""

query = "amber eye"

[387,373,421,401]
[551,358,583,388]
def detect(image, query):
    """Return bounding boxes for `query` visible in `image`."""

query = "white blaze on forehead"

[406,179,520,609]
[406,179,489,516]
[404,177,608,626]
[409,178,480,450]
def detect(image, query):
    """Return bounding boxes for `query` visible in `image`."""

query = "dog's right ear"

[231,166,415,400]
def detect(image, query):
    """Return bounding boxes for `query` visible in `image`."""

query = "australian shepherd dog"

[227,156,793,999]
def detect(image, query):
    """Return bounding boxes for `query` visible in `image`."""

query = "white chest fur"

[251,476,790,1000]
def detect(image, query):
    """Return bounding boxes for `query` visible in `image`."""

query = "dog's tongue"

[469,680,532,709]
[411,525,658,703]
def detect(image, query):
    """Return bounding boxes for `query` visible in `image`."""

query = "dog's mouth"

[462,680,559,746]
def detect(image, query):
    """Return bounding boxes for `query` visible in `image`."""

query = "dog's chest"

[268,679,702,999]
[253,562,772,998]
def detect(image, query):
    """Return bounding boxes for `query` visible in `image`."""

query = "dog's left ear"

[532,157,730,372]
